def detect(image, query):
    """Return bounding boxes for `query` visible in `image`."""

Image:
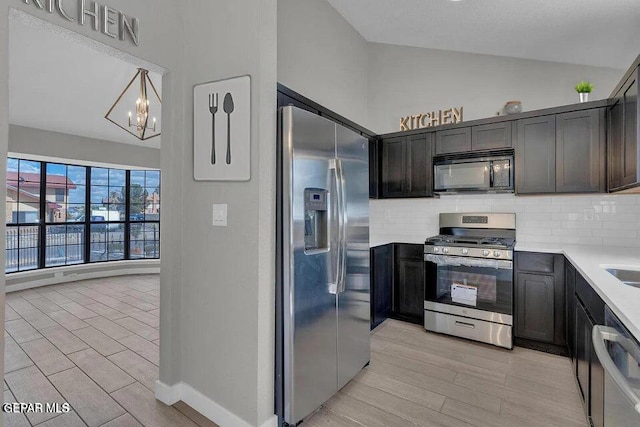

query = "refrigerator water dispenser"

[304,188,328,252]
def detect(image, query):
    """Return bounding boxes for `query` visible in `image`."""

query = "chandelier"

[105,68,161,141]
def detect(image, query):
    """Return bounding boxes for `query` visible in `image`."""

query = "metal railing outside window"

[5,158,160,273]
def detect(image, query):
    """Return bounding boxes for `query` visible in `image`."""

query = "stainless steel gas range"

[424,213,516,349]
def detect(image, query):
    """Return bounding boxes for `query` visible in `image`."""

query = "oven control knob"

[461,249,469,255]
[493,251,502,257]
[482,250,490,257]
[433,247,440,253]
[442,248,449,254]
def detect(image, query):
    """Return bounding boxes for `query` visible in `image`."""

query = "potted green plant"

[575,81,594,103]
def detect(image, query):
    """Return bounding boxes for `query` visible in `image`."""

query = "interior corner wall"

[8,125,160,169]
[367,42,625,134]
[277,0,368,126]
[179,1,277,426]
[2,1,277,427]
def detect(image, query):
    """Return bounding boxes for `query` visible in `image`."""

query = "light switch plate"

[212,204,228,227]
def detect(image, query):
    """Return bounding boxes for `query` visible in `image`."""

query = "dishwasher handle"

[592,325,640,415]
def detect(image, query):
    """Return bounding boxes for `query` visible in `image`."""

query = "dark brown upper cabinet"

[435,127,471,155]
[381,136,407,198]
[556,109,606,193]
[516,108,605,195]
[608,65,639,192]
[516,115,557,194]
[380,134,433,198]
[471,122,513,151]
[369,139,379,199]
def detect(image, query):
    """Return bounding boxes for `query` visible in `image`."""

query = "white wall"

[1,2,277,427]
[9,125,160,169]
[367,43,624,134]
[278,0,368,125]
[370,194,640,248]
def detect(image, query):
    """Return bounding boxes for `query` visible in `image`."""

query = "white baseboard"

[259,414,278,427]
[155,380,278,427]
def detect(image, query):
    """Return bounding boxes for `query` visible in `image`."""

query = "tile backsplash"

[370,194,640,248]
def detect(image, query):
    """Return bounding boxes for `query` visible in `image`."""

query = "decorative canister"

[504,101,522,115]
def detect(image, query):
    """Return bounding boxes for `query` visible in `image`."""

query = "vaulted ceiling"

[328,0,639,69]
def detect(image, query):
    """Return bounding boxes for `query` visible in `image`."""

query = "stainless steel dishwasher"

[592,306,640,426]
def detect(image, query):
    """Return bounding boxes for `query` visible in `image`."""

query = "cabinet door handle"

[455,321,475,329]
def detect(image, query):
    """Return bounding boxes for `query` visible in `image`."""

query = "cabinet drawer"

[576,274,605,325]
[516,252,555,273]
[395,243,424,260]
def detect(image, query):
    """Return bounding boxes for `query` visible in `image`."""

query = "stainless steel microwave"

[433,152,514,193]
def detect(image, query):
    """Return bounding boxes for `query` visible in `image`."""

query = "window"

[5,158,160,273]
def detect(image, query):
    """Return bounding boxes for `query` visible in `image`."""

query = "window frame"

[5,158,160,273]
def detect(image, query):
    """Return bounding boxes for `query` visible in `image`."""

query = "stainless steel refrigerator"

[276,106,370,426]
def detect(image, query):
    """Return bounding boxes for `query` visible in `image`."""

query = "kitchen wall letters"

[21,0,139,45]
[400,107,463,131]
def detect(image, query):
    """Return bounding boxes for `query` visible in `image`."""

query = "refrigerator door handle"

[328,159,341,294]
[336,159,348,293]
[592,325,640,414]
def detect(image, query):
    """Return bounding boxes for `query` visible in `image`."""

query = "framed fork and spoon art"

[193,75,250,181]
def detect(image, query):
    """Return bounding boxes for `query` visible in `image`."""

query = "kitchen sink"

[606,269,640,289]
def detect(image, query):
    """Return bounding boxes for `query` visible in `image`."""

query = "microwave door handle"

[489,161,494,188]
[592,325,640,414]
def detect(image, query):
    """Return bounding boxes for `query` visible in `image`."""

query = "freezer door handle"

[335,159,348,293]
[328,159,342,294]
[592,325,640,414]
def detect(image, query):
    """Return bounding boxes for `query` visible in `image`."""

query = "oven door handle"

[424,254,513,270]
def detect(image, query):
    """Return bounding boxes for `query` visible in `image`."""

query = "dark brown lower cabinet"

[514,252,565,350]
[575,299,591,402]
[370,245,393,330]
[571,267,605,427]
[392,244,424,325]
[565,262,576,363]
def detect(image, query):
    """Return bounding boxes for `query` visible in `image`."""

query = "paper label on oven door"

[451,283,478,306]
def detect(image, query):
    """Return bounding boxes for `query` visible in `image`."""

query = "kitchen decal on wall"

[400,107,463,131]
[20,0,140,45]
[193,75,251,181]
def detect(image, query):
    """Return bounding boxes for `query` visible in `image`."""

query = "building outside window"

[5,157,160,273]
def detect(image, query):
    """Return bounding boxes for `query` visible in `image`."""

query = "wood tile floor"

[305,319,589,427]
[3,274,218,427]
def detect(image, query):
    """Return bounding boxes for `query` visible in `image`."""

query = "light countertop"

[516,243,640,340]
